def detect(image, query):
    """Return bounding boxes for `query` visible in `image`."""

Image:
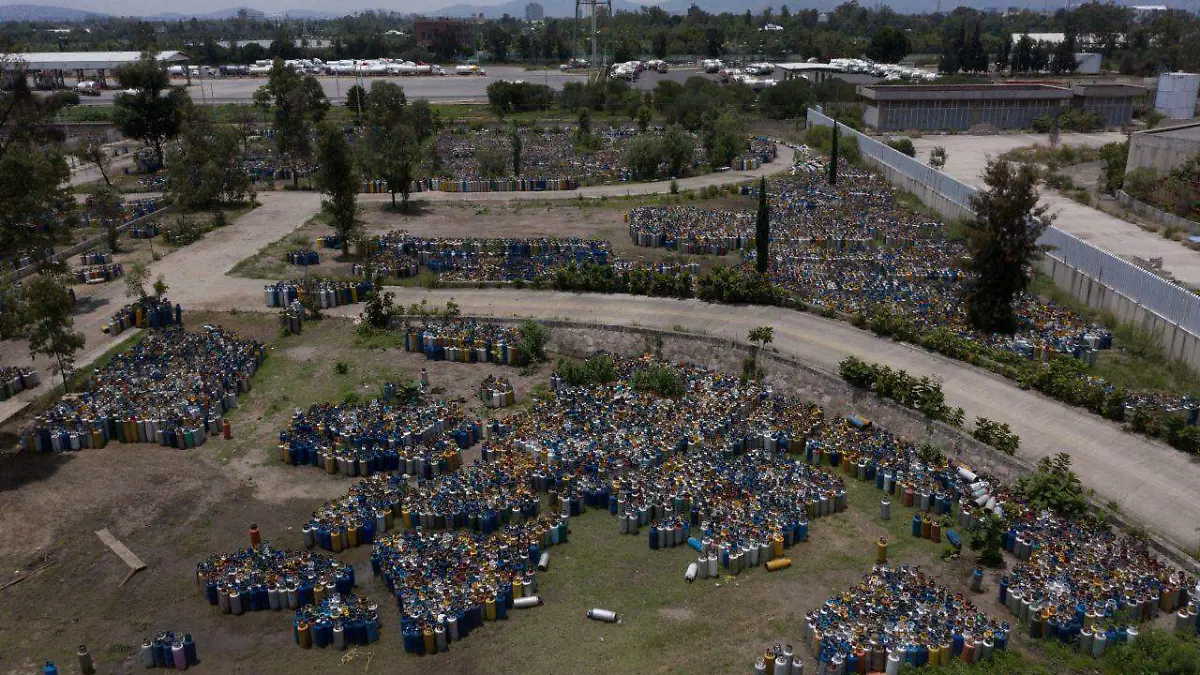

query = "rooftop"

[1141,120,1200,142]
[859,82,1074,102]
[0,51,187,71]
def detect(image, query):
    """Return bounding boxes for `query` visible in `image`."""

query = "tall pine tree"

[756,177,770,274]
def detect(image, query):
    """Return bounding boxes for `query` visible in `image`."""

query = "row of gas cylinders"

[307,502,554,553]
[140,633,198,669]
[128,223,161,239]
[21,406,234,452]
[203,568,356,614]
[280,442,465,478]
[263,281,373,308]
[104,301,181,336]
[807,627,1006,674]
[75,263,123,285]
[422,177,578,193]
[404,333,527,367]
[480,385,516,408]
[286,249,319,266]
[399,591,544,655]
[280,303,303,335]
[0,368,38,400]
[78,251,112,266]
[295,614,380,649]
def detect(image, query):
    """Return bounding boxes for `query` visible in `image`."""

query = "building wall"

[1075,96,1135,127]
[872,98,1066,131]
[1127,125,1200,175]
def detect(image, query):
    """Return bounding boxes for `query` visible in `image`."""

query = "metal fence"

[806,108,1200,335]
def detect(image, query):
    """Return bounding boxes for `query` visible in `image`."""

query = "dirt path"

[0,192,320,423]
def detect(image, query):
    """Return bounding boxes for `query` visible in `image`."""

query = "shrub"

[556,354,618,386]
[517,319,549,362]
[972,417,1020,455]
[629,363,685,397]
[886,137,916,157]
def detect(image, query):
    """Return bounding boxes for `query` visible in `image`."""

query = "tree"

[652,31,668,59]
[1010,35,1035,74]
[517,319,549,362]
[660,125,695,178]
[1014,452,1089,518]
[759,78,813,120]
[1050,34,1078,75]
[345,84,367,116]
[625,135,664,180]
[72,138,113,187]
[748,325,773,355]
[88,186,125,252]
[755,177,770,274]
[167,106,252,209]
[964,159,1050,333]
[867,26,910,64]
[929,146,948,170]
[510,124,523,177]
[315,122,360,253]
[476,146,510,179]
[25,274,85,391]
[703,111,745,168]
[364,80,407,130]
[112,52,188,166]
[369,121,423,211]
[886,138,916,157]
[264,59,327,188]
[636,105,653,133]
[577,107,591,137]
[125,261,150,300]
[828,123,839,185]
[1098,140,1128,194]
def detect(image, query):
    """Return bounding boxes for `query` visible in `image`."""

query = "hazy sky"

[26,0,659,18]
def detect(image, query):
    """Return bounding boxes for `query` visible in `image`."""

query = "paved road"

[75,66,591,105]
[910,133,1200,287]
[6,169,1200,550]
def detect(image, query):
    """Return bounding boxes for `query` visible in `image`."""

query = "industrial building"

[0,51,187,88]
[858,82,1144,132]
[1070,83,1146,127]
[1126,121,1200,175]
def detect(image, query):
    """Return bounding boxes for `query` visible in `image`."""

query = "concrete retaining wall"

[1116,189,1200,234]
[1041,254,1200,368]
[855,151,976,222]
[1127,123,1200,175]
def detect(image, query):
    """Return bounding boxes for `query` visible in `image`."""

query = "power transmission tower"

[576,0,612,80]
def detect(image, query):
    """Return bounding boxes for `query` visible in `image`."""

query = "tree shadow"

[0,445,72,492]
[380,200,431,217]
[74,295,112,314]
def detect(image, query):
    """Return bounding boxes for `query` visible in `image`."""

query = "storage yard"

[3,135,1200,675]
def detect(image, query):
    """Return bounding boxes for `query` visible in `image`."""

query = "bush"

[1013,452,1089,518]
[517,319,549,363]
[886,137,916,157]
[487,80,556,116]
[556,354,618,386]
[629,363,685,397]
[804,125,861,165]
[696,266,785,305]
[837,356,964,426]
[361,290,395,330]
[972,417,1020,455]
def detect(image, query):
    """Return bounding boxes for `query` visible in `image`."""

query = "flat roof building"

[859,82,1144,132]
[776,62,842,84]
[859,83,1073,131]
[0,51,187,72]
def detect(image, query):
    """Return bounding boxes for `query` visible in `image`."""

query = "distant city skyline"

[0,0,666,19]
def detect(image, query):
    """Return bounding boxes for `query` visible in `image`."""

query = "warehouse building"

[0,51,187,88]
[859,82,1144,132]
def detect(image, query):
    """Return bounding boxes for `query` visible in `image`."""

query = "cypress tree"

[828,123,839,186]
[755,176,770,274]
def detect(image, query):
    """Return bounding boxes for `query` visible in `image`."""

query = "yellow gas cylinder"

[348,525,358,548]
[766,557,791,572]
[325,454,336,474]
[921,514,932,539]
[402,510,413,529]
[876,537,888,564]
[485,596,497,621]
[279,444,288,463]
[513,577,524,598]
[928,644,941,665]
[331,530,343,553]
[773,535,784,558]
[314,583,326,603]
[297,621,312,648]
[423,628,436,654]
[384,509,394,530]
[940,642,952,666]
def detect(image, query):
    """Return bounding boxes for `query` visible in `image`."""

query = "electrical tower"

[575,0,612,80]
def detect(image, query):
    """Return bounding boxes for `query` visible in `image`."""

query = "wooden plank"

[96,528,146,571]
